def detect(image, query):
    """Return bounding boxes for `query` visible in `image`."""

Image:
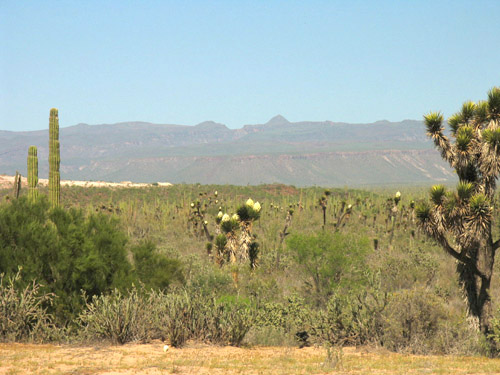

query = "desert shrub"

[214,296,255,346]
[148,291,193,347]
[79,289,257,347]
[131,241,184,290]
[185,260,235,296]
[313,285,387,346]
[381,287,457,354]
[0,270,56,342]
[78,287,148,344]
[485,309,500,354]
[254,295,316,347]
[0,197,134,323]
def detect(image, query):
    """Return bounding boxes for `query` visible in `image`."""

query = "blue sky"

[1,0,499,131]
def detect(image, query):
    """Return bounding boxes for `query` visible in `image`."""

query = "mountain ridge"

[0,116,454,187]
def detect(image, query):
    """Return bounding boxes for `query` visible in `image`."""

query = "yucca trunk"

[225,232,238,264]
[458,237,495,337]
[12,171,21,199]
[238,221,252,262]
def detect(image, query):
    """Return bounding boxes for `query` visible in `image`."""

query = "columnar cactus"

[27,146,39,202]
[49,108,60,207]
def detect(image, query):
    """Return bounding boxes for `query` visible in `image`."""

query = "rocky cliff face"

[0,117,453,186]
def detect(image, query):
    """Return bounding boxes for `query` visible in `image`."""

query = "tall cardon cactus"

[49,108,60,207]
[27,146,39,202]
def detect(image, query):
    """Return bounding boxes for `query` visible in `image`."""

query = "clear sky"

[1,0,499,131]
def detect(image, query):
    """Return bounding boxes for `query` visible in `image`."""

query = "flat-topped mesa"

[49,108,60,207]
[28,146,38,202]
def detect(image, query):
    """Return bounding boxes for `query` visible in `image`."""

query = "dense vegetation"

[1,182,498,354]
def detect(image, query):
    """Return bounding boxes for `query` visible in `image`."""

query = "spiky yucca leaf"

[468,194,492,233]
[236,205,260,222]
[456,126,473,152]
[249,242,259,269]
[444,191,458,214]
[415,201,432,222]
[424,112,444,134]
[461,101,476,123]
[456,181,474,201]
[430,185,446,206]
[488,87,500,119]
[475,101,489,125]
[469,194,490,216]
[221,218,240,234]
[448,113,463,134]
[215,233,227,251]
[482,128,500,147]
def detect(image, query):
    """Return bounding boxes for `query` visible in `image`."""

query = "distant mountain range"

[0,115,455,187]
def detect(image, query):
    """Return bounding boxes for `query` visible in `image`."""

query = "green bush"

[0,197,134,323]
[286,231,371,305]
[381,287,452,354]
[131,241,184,290]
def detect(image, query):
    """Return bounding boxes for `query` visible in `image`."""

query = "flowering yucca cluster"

[236,198,262,222]
[217,212,239,233]
[394,191,401,206]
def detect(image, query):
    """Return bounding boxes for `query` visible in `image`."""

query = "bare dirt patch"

[262,184,299,196]
[1,342,500,375]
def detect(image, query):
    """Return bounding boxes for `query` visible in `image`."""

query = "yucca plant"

[319,190,331,229]
[236,198,261,264]
[418,87,500,350]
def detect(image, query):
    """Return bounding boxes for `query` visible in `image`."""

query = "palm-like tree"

[417,87,500,344]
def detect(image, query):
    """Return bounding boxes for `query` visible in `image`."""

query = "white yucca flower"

[253,202,261,212]
[232,214,240,221]
[217,211,223,218]
[204,220,208,225]
[395,191,401,199]
[190,202,195,208]
[246,198,254,207]
[221,213,230,222]
[215,190,218,196]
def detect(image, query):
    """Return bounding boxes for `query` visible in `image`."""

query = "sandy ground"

[0,174,172,190]
[1,342,500,375]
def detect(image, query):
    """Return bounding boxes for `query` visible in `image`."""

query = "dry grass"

[1,343,500,375]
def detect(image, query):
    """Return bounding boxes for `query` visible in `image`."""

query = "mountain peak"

[265,115,289,126]
[195,121,228,130]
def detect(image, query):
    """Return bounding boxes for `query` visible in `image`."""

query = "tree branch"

[436,234,485,278]
[493,238,500,252]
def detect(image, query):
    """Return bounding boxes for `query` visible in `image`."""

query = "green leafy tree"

[287,231,370,305]
[417,87,500,345]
